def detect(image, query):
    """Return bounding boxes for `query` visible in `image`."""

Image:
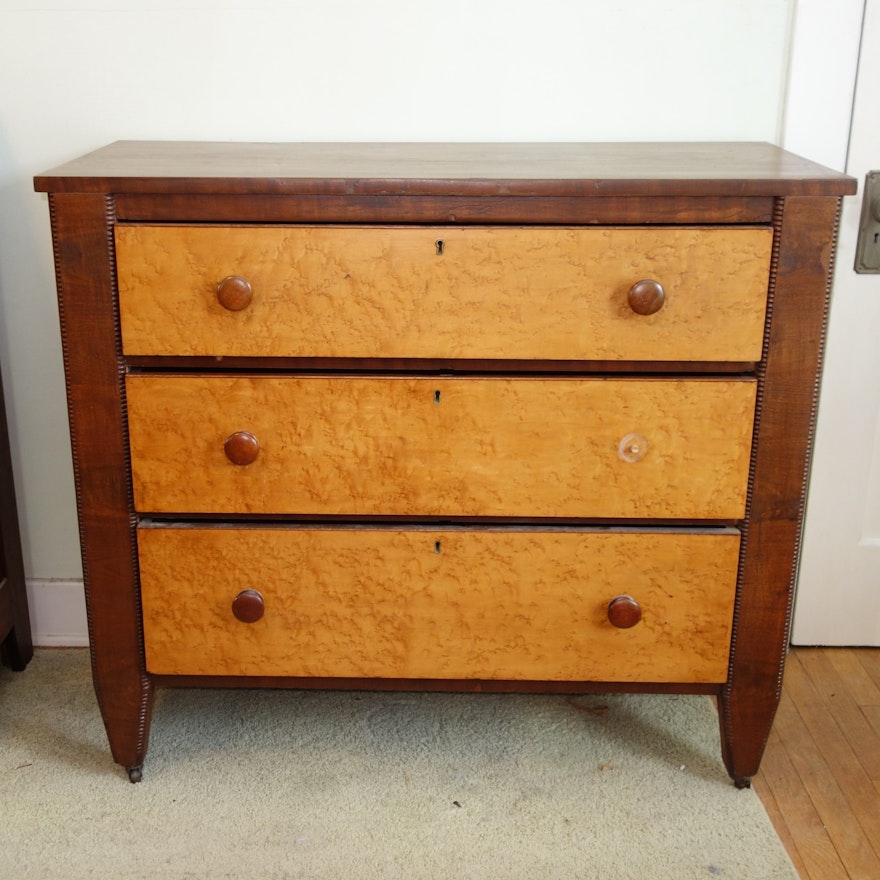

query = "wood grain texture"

[34,141,857,197]
[138,526,740,682]
[126,375,757,518]
[47,194,153,773]
[719,196,844,787]
[113,193,777,226]
[35,142,855,781]
[756,720,851,880]
[755,649,880,880]
[116,225,772,362]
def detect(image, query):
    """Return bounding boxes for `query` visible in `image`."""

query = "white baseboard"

[26,579,89,647]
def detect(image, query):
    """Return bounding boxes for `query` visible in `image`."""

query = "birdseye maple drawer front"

[137,525,741,682]
[115,225,772,362]
[125,375,757,519]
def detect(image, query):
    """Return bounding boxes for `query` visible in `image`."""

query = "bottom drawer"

[137,526,740,683]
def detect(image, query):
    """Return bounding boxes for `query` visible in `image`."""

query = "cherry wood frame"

[35,142,856,784]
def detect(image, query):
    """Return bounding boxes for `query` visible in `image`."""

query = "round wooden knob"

[232,589,264,623]
[627,279,665,315]
[608,595,641,629]
[216,275,253,311]
[224,431,260,466]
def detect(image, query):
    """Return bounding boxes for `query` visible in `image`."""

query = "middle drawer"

[126,375,756,519]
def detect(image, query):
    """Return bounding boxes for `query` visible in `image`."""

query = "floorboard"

[755,648,880,880]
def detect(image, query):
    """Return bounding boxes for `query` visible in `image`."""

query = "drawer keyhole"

[434,390,442,404]
[435,239,445,255]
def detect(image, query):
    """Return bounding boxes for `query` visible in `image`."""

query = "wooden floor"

[753,647,880,880]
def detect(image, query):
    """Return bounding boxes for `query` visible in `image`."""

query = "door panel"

[793,0,880,645]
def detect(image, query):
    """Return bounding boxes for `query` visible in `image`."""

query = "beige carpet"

[1,649,797,879]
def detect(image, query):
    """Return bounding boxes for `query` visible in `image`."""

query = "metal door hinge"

[855,171,880,273]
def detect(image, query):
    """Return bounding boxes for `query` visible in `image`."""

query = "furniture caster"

[126,765,143,783]
[733,776,751,790]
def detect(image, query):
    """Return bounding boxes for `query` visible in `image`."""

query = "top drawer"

[115,225,772,362]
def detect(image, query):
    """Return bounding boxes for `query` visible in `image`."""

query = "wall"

[0,0,808,642]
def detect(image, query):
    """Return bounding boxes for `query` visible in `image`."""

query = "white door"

[792,0,880,645]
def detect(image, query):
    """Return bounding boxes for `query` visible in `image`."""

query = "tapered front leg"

[49,193,153,778]
[719,195,843,786]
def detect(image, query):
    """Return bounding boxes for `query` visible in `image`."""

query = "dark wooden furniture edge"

[152,674,721,694]
[35,141,857,198]
[112,193,776,225]
[48,193,153,771]
[125,357,757,374]
[0,363,32,670]
[718,195,844,788]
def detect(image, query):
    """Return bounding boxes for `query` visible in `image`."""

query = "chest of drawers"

[35,142,855,784]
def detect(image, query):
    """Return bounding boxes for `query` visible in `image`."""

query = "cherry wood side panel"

[47,194,152,773]
[138,526,740,683]
[719,196,843,786]
[126,375,757,519]
[116,225,772,362]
